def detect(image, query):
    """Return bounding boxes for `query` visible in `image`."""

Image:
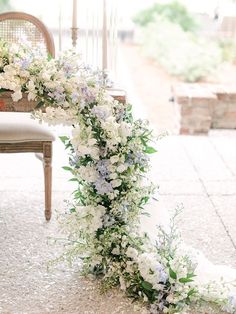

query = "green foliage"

[169,267,177,280]
[218,39,236,62]
[133,1,198,32]
[0,0,11,11]
[140,17,222,82]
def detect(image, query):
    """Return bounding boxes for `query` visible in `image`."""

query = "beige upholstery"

[0,113,55,143]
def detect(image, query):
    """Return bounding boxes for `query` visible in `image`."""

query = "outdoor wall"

[173,83,236,134]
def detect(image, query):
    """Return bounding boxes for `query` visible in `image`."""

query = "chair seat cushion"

[0,112,55,143]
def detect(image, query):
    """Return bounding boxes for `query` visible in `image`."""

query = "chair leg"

[43,142,52,221]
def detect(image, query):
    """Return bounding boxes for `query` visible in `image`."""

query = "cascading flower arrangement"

[0,40,235,314]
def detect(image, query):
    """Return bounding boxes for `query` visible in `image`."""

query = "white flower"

[111,247,120,255]
[27,80,37,101]
[79,165,98,183]
[119,121,132,142]
[76,205,106,234]
[101,116,121,144]
[117,164,127,173]
[71,126,100,159]
[111,179,122,188]
[12,90,22,102]
[126,247,139,260]
[110,155,119,164]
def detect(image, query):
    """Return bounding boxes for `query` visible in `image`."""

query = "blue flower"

[15,56,32,70]
[94,177,113,195]
[71,91,79,104]
[96,159,110,179]
[156,263,168,284]
[91,106,109,121]
[48,86,66,102]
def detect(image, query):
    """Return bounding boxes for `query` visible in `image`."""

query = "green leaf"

[141,281,153,291]
[47,53,53,61]
[179,277,194,283]
[0,88,9,94]
[62,166,73,172]
[140,137,147,146]
[69,178,78,182]
[187,288,197,297]
[35,100,44,109]
[59,136,69,144]
[169,267,177,280]
[144,146,157,154]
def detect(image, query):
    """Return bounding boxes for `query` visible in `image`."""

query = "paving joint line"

[208,137,236,178]
[182,140,236,252]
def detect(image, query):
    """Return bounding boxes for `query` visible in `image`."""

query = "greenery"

[1,40,235,314]
[140,16,222,82]
[133,1,236,82]
[218,39,236,63]
[0,0,11,10]
[133,1,198,32]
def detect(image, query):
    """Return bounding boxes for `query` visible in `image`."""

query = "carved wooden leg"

[43,142,52,221]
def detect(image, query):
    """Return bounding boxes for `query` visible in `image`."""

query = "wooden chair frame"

[0,141,52,220]
[0,12,55,220]
[0,11,55,57]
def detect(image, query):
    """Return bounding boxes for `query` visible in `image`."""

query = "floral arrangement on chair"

[0,40,235,313]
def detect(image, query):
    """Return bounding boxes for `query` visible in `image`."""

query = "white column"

[72,0,78,48]
[102,0,108,71]
[72,0,77,28]
[58,0,62,51]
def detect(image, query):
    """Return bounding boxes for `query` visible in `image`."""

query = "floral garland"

[0,40,235,314]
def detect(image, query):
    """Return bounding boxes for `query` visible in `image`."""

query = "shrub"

[133,1,198,32]
[218,39,236,63]
[140,17,222,82]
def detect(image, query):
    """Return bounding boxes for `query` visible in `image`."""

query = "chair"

[0,12,56,221]
[0,11,55,56]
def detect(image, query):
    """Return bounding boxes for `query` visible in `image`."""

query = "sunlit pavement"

[0,124,236,269]
[0,125,235,313]
[117,42,236,268]
[0,44,236,313]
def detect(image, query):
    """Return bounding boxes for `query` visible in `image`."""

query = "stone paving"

[117,43,236,269]
[1,43,236,313]
[0,126,236,313]
[150,131,236,268]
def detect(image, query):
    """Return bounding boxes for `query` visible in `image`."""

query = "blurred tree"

[133,1,198,33]
[0,0,11,11]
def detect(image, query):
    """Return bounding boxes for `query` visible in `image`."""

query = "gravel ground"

[0,191,147,314]
[0,177,229,314]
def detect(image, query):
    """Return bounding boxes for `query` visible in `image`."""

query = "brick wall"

[173,83,236,135]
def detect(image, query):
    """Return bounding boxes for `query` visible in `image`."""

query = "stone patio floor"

[0,127,236,313]
[0,43,236,313]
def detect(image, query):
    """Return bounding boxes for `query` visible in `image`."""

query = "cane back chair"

[0,12,56,221]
